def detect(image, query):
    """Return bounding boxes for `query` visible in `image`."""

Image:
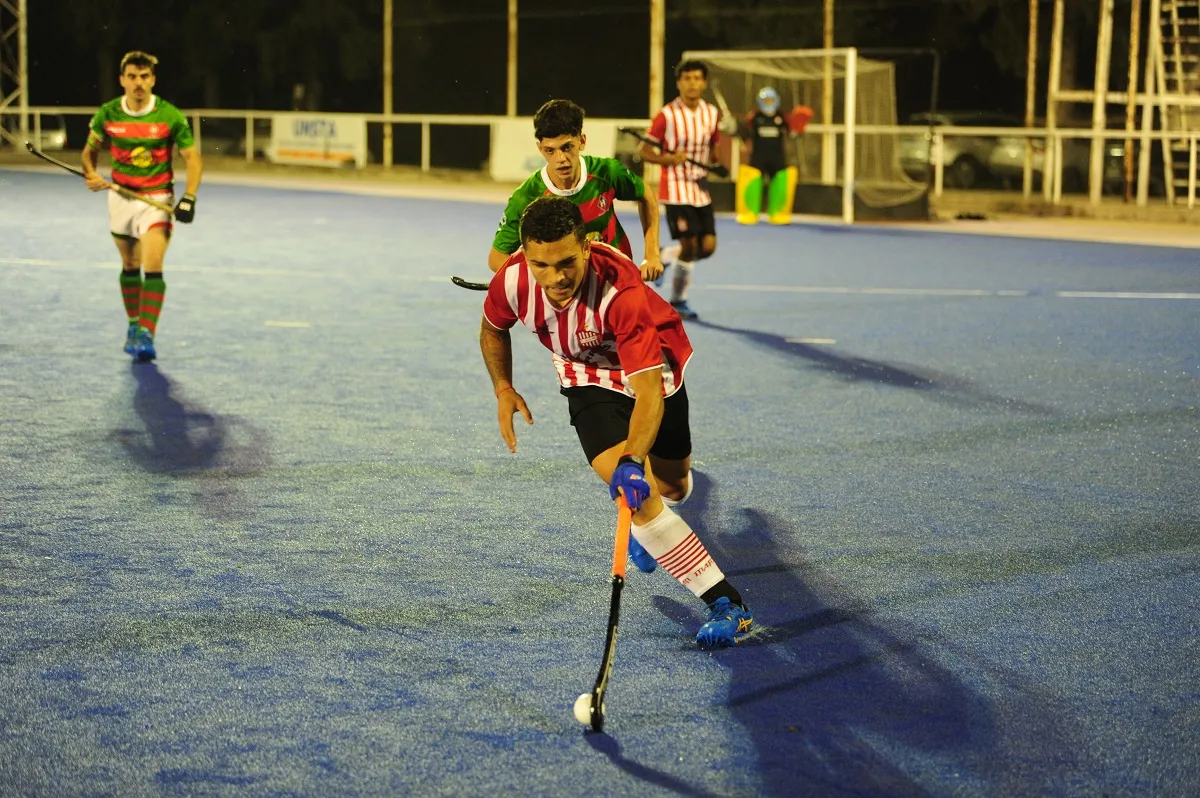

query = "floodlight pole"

[383,0,393,168]
[18,0,26,134]
[507,0,517,116]
[822,0,836,183]
[1045,0,1065,201]
[1024,0,1039,198]
[650,0,665,118]
[1123,0,1142,202]
[1089,0,1116,205]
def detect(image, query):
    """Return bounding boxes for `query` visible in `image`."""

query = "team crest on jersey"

[585,231,603,243]
[597,196,608,210]
[577,329,601,349]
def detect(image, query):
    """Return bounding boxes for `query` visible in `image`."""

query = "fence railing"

[3,106,1198,210]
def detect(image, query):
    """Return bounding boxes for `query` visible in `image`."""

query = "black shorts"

[665,204,716,240]
[750,159,788,179]
[562,383,692,465]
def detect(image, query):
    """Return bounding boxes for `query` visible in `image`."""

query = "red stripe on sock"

[140,291,165,303]
[658,535,704,569]
[666,552,714,580]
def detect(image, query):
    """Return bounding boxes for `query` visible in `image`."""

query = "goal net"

[682,48,928,216]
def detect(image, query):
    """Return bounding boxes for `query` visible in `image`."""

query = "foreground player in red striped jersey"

[637,60,726,321]
[479,197,753,648]
[81,51,203,362]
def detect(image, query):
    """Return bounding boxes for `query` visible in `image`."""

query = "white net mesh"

[683,48,927,209]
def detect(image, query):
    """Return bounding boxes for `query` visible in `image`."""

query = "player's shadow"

[654,472,1093,796]
[693,319,1052,415]
[111,363,269,519]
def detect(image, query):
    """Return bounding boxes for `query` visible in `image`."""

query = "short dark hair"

[675,59,707,80]
[120,51,158,74]
[519,197,585,246]
[533,99,585,140]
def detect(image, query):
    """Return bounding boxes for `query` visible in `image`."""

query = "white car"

[987,134,1089,193]
[2,113,68,150]
[899,111,1020,189]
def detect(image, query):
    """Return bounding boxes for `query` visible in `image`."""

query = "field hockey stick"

[584,494,633,733]
[617,127,730,179]
[450,275,489,291]
[25,141,176,215]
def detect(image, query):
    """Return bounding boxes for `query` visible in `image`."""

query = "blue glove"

[609,454,650,511]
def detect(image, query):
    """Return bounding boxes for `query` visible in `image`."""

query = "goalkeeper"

[736,88,810,225]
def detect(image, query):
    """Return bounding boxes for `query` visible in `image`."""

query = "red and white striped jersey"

[648,98,721,206]
[483,242,693,396]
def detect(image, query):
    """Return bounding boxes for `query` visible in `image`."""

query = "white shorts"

[108,189,173,240]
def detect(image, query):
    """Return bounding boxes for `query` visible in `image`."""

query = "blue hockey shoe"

[628,536,657,574]
[696,597,753,648]
[134,328,156,362]
[124,322,138,355]
[670,300,698,320]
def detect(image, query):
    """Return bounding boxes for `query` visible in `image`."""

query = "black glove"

[174,193,196,223]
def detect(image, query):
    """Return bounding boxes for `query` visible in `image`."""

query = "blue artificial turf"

[1,168,1197,796]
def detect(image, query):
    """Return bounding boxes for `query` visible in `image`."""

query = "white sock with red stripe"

[671,260,694,303]
[631,505,723,597]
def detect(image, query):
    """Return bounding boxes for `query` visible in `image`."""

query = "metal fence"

[4,106,1198,210]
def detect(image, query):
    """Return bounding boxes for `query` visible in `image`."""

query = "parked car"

[988,118,1165,196]
[1101,137,1167,196]
[987,129,1089,192]
[899,111,1020,189]
[1,113,68,150]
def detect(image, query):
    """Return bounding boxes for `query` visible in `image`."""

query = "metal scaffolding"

[1047,0,1200,207]
[0,0,28,144]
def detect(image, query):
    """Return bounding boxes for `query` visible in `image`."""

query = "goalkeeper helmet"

[756,87,780,115]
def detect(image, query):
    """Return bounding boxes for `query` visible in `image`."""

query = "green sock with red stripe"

[139,272,166,336]
[119,270,142,323]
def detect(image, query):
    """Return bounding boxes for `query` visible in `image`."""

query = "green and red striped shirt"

[492,155,646,260]
[87,95,194,194]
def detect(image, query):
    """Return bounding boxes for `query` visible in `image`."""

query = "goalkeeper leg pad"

[767,166,798,225]
[735,165,764,225]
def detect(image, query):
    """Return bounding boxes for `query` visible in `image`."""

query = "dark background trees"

[30,0,1123,122]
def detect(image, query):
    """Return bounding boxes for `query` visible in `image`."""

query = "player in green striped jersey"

[487,100,664,283]
[81,51,203,361]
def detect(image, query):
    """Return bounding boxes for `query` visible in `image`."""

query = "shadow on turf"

[585,734,725,798]
[111,362,270,518]
[645,471,1094,796]
[692,319,1053,415]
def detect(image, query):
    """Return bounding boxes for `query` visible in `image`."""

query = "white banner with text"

[268,114,367,168]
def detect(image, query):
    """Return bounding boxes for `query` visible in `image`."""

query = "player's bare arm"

[80,142,110,192]
[487,247,510,273]
[635,191,663,282]
[622,367,667,459]
[480,317,533,452]
[637,140,687,166]
[591,367,667,523]
[178,145,203,197]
